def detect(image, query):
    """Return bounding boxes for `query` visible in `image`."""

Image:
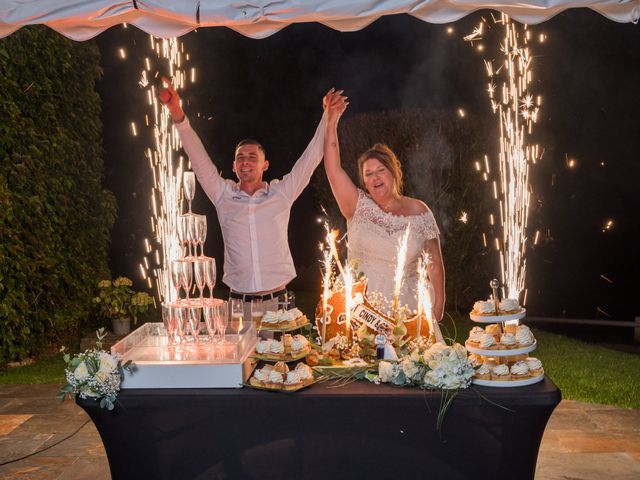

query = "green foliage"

[93,277,154,323]
[0,27,116,362]
[312,109,495,312]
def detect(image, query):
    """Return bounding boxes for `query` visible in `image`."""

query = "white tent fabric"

[1,0,639,40]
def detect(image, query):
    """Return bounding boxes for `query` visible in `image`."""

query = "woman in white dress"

[323,100,445,321]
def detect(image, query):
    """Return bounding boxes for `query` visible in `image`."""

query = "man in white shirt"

[159,79,346,315]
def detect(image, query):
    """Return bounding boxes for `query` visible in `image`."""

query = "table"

[77,377,561,480]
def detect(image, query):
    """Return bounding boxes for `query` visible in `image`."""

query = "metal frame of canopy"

[1,1,639,41]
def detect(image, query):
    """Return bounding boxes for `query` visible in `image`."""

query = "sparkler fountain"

[466,14,542,305]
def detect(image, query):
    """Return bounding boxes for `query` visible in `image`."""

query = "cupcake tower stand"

[249,298,314,391]
[467,280,544,388]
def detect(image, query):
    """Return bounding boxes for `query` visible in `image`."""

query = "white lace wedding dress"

[347,189,440,311]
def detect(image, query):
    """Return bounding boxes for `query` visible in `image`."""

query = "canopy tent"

[1,0,638,41]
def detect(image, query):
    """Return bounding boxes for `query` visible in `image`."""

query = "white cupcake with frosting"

[284,370,303,390]
[473,300,497,315]
[261,310,282,326]
[516,325,535,346]
[475,363,491,380]
[468,326,485,346]
[295,363,314,384]
[479,333,497,350]
[500,332,517,349]
[499,298,521,313]
[291,334,309,355]
[526,357,543,376]
[510,360,530,379]
[491,364,511,381]
[269,340,285,356]
[255,339,272,355]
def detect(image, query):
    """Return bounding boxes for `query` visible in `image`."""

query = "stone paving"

[0,384,639,479]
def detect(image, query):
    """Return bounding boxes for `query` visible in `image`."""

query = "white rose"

[95,370,108,383]
[378,361,397,383]
[401,358,420,380]
[98,352,118,374]
[74,361,89,380]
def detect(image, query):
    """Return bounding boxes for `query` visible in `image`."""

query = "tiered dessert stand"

[248,296,315,391]
[466,280,544,387]
[111,172,258,389]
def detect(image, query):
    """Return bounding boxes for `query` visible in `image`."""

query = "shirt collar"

[232,181,270,198]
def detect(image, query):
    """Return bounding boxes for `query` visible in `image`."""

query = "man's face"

[233,144,268,184]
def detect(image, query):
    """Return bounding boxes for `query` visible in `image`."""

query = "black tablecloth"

[78,378,561,480]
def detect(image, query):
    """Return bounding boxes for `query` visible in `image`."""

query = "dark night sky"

[96,9,640,320]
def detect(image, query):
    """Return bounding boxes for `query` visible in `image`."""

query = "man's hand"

[323,88,348,125]
[159,76,185,123]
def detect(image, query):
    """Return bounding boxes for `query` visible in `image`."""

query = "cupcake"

[499,298,521,314]
[255,339,272,355]
[479,333,497,350]
[284,370,303,390]
[291,334,310,356]
[472,299,497,316]
[510,361,530,380]
[491,364,511,381]
[468,326,485,347]
[277,310,297,328]
[268,339,285,359]
[250,365,273,387]
[267,370,285,389]
[295,363,315,385]
[500,332,517,350]
[474,363,491,380]
[282,334,293,353]
[261,310,282,327]
[526,357,544,376]
[468,353,483,368]
[516,325,535,347]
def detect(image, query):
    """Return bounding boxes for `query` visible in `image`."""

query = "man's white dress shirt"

[174,113,327,293]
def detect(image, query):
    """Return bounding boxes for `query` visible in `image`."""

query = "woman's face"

[362,158,396,198]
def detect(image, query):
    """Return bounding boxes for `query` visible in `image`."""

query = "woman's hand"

[323,88,348,125]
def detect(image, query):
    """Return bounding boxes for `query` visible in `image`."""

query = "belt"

[229,288,287,302]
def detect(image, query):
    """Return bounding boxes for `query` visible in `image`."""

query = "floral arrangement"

[374,341,474,390]
[93,276,154,323]
[58,329,134,410]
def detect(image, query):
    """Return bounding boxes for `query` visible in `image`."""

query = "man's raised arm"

[158,77,226,205]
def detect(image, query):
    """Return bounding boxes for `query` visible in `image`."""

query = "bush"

[0,27,116,362]
[312,109,494,312]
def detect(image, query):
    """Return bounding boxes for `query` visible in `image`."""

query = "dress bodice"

[347,189,439,311]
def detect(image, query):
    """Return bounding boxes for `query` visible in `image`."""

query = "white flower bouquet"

[372,341,474,390]
[58,329,134,410]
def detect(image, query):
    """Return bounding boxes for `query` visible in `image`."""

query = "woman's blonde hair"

[357,143,404,194]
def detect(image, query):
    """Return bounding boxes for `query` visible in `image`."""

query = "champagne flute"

[184,171,196,213]
[187,307,202,347]
[171,260,182,301]
[195,215,207,256]
[230,298,244,341]
[204,258,216,299]
[177,215,189,258]
[187,214,197,258]
[174,306,188,349]
[251,298,264,329]
[193,259,206,305]
[179,261,193,303]
[215,301,229,344]
[162,304,177,348]
[203,304,216,346]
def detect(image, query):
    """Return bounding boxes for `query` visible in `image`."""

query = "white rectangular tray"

[111,323,258,389]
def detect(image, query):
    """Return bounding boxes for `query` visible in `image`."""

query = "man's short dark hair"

[235,139,265,156]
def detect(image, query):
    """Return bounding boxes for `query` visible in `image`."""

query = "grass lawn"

[2,302,639,410]
[0,355,66,385]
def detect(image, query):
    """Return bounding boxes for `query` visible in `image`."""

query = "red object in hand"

[159,89,171,104]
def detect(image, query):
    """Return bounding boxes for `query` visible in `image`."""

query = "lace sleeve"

[416,209,440,240]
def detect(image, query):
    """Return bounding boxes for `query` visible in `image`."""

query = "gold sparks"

[602,219,614,232]
[118,48,126,59]
[459,211,468,223]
